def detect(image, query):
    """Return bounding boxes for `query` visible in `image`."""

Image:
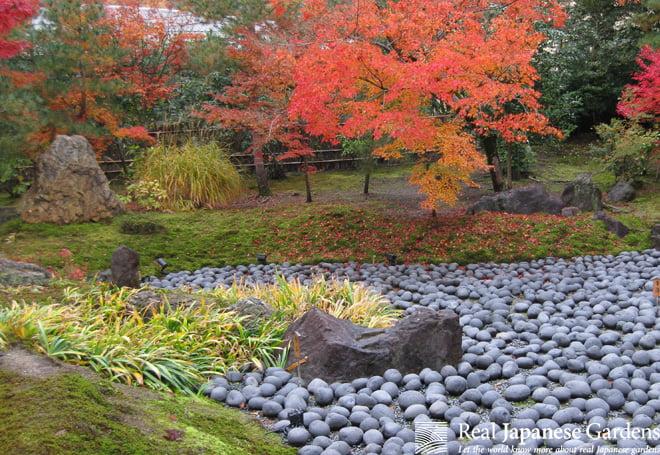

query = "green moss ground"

[0,205,649,278]
[0,364,294,455]
[267,164,412,194]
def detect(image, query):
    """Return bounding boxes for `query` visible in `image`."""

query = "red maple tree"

[617,45,660,121]
[104,1,194,108]
[199,18,314,197]
[0,0,37,59]
[275,0,564,209]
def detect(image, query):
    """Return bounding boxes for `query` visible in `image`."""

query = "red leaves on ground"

[256,208,618,265]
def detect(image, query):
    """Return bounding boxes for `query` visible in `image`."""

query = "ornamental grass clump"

[212,276,401,328]
[0,285,286,394]
[133,141,243,209]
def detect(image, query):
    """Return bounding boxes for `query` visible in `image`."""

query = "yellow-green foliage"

[0,278,399,393]
[212,276,401,329]
[595,119,659,182]
[120,179,168,210]
[134,141,243,209]
[0,286,285,393]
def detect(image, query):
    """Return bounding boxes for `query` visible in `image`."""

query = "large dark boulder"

[20,135,123,224]
[282,307,461,382]
[111,246,140,288]
[594,211,629,238]
[561,174,603,212]
[0,257,51,286]
[607,181,636,202]
[467,184,564,215]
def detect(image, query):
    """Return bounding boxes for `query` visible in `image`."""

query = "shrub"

[0,285,285,393]
[0,155,31,198]
[119,180,168,210]
[133,142,243,209]
[595,119,659,182]
[500,142,536,180]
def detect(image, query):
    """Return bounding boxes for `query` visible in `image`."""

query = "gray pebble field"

[154,249,660,455]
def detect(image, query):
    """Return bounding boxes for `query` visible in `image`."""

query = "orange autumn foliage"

[103,0,195,108]
[5,0,195,152]
[272,0,565,209]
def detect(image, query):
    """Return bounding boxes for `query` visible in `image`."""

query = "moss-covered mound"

[0,348,295,455]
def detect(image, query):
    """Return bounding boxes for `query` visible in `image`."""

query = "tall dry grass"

[134,141,243,209]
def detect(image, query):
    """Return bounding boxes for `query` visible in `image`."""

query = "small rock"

[608,181,636,202]
[111,246,140,288]
[561,174,603,211]
[561,206,580,217]
[227,297,274,328]
[287,427,311,446]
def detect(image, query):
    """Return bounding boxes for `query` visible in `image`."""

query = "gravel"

[178,249,659,454]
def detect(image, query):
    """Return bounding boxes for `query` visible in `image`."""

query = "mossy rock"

[0,257,51,286]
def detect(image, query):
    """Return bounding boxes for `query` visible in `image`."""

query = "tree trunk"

[506,148,513,190]
[363,172,370,196]
[304,157,312,203]
[254,149,270,196]
[482,135,505,192]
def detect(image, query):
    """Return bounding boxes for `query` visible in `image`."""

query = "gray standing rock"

[20,135,123,224]
[467,184,564,215]
[652,224,660,250]
[282,308,461,382]
[608,181,636,202]
[561,174,603,212]
[111,246,140,288]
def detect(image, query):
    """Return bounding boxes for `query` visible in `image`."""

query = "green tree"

[536,0,645,135]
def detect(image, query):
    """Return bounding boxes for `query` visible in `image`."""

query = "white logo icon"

[415,421,448,455]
